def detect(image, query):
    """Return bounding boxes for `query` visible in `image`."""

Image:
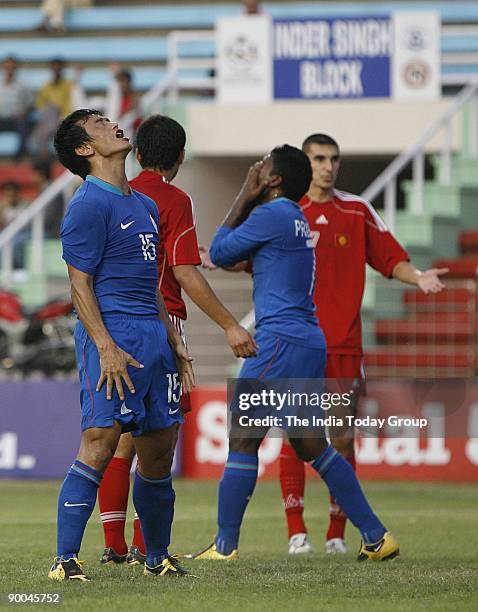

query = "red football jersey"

[129,170,201,319]
[300,190,409,355]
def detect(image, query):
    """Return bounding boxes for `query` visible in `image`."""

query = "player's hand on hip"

[417,268,449,294]
[173,342,195,395]
[96,344,144,401]
[225,324,257,358]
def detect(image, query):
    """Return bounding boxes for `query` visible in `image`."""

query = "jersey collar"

[86,175,129,196]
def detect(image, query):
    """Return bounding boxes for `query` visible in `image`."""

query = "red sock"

[98,457,131,555]
[132,512,146,555]
[279,442,307,538]
[326,454,356,541]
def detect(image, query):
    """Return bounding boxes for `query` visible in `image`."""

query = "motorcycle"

[0,289,76,374]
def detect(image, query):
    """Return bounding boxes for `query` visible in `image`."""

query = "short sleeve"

[364,204,409,277]
[61,198,108,275]
[163,192,201,266]
[210,205,279,267]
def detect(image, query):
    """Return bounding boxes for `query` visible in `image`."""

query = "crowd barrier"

[1,382,477,481]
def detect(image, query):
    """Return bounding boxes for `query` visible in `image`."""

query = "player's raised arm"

[67,264,143,401]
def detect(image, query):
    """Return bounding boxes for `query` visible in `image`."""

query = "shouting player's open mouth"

[115,128,129,140]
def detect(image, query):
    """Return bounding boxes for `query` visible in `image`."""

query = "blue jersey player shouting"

[191,145,399,562]
[48,109,195,581]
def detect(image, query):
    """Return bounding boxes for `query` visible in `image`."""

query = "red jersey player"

[280,134,447,555]
[98,115,256,565]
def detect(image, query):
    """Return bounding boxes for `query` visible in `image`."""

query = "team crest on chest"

[334,233,350,248]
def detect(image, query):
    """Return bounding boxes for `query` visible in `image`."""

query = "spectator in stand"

[0,56,34,160]
[105,65,141,142]
[38,0,93,35]
[30,58,84,158]
[0,181,28,229]
[242,0,261,15]
[0,180,30,268]
[31,159,65,238]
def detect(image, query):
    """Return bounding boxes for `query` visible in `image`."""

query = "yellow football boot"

[357,532,400,561]
[48,557,90,581]
[189,542,238,561]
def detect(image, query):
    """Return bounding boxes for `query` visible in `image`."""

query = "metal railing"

[2,27,478,285]
[362,82,478,231]
[0,30,215,287]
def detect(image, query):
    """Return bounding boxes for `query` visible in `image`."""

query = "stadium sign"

[273,16,392,100]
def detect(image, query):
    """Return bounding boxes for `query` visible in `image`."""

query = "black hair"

[270,144,312,202]
[54,109,100,179]
[32,158,52,181]
[136,114,186,171]
[302,133,340,153]
[1,180,20,191]
[117,69,132,82]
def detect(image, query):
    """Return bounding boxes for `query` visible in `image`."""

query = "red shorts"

[326,353,364,379]
[326,354,365,410]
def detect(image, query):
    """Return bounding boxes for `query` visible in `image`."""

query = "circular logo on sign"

[404,26,429,51]
[403,60,430,89]
[225,35,258,73]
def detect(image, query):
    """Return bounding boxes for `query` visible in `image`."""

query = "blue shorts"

[239,331,326,379]
[74,315,183,436]
[231,332,327,433]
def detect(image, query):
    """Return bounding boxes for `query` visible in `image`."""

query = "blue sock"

[133,471,175,567]
[311,446,386,544]
[215,451,258,555]
[57,460,102,558]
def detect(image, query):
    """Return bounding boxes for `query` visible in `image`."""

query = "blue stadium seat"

[0,133,19,157]
[0,37,214,62]
[1,3,478,34]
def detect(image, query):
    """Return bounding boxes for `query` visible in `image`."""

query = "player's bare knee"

[290,437,328,462]
[331,437,354,458]
[229,437,261,455]
[114,432,135,461]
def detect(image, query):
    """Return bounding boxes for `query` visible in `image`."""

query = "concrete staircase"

[363,149,478,378]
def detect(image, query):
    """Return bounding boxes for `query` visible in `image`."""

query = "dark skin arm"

[67,264,143,401]
[172,264,256,357]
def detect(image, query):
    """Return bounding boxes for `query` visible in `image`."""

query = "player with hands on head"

[190,145,399,563]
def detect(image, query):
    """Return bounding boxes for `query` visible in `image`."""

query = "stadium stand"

[1,0,478,382]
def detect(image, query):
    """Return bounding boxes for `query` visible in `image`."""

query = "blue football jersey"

[210,197,325,348]
[61,175,160,316]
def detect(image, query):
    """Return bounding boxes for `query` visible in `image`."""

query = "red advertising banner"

[182,385,478,482]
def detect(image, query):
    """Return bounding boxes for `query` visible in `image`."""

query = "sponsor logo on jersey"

[315,214,328,225]
[334,233,350,247]
[120,220,135,230]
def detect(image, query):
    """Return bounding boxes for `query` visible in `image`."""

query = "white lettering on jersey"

[307,230,320,248]
[294,219,311,237]
[139,233,157,261]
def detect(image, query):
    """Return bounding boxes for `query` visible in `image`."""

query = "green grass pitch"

[1,479,477,611]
